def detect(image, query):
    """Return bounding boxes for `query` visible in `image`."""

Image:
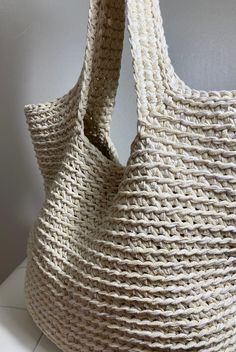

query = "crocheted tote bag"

[25,0,236,351]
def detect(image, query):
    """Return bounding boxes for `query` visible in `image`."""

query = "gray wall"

[1,0,236,283]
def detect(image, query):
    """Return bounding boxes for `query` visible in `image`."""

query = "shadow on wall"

[0,0,89,283]
[0,1,40,283]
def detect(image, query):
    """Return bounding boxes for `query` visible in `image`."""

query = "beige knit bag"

[25,0,236,351]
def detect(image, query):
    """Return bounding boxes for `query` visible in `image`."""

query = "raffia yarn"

[25,0,236,351]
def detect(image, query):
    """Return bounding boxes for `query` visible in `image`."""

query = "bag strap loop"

[127,0,176,123]
[80,0,175,127]
[79,0,175,134]
[77,0,125,141]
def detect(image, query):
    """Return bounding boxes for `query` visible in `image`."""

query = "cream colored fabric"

[25,0,236,351]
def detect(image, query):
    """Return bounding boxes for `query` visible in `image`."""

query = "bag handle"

[127,0,177,123]
[80,0,172,134]
[79,0,174,151]
[77,0,125,145]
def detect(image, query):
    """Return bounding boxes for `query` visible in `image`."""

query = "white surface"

[1,0,236,283]
[0,260,61,352]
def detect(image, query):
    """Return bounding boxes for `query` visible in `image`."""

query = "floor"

[0,259,61,352]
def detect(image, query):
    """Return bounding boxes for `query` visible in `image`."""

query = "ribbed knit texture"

[25,1,236,351]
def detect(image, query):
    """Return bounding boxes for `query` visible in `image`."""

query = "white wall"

[1,0,236,282]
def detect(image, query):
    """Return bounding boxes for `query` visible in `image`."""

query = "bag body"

[25,0,236,351]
